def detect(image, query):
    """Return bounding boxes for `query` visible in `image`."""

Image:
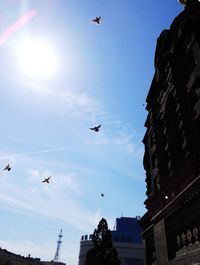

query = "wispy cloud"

[19,80,102,120]
[27,169,80,194]
[86,129,143,160]
[2,78,143,163]
[0,174,98,232]
[10,230,26,240]
[15,76,144,161]
[0,146,84,160]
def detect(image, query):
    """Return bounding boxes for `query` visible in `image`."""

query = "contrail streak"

[0,147,75,160]
[0,10,38,45]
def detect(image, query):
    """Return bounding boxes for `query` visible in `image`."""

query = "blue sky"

[0,1,183,264]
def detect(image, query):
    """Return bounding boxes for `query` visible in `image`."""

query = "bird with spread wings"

[3,164,11,171]
[90,124,101,132]
[91,16,101,25]
[42,176,51,184]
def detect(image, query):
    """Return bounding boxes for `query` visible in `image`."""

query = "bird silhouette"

[42,176,51,184]
[91,17,101,25]
[90,124,101,132]
[101,193,104,197]
[3,164,11,171]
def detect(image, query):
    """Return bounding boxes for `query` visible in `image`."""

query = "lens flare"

[0,10,37,45]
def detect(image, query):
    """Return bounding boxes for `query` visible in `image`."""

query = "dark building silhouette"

[0,248,65,265]
[79,217,144,265]
[140,1,200,264]
[0,248,41,265]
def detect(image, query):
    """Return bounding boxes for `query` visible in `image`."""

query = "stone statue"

[186,229,192,245]
[177,235,181,248]
[178,0,187,6]
[181,232,186,246]
[193,227,199,243]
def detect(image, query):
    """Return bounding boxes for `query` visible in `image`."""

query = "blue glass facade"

[112,217,143,244]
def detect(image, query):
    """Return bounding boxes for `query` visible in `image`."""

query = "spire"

[53,229,63,262]
[178,0,187,6]
[178,0,200,7]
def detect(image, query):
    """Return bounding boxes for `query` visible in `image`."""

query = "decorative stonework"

[193,227,199,243]
[186,229,192,245]
[176,230,200,258]
[172,242,200,265]
[178,0,187,6]
[181,232,186,246]
[140,3,200,265]
[177,235,181,248]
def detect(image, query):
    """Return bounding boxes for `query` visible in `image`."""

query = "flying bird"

[42,176,51,184]
[101,193,104,197]
[91,17,101,25]
[90,124,101,132]
[3,164,11,171]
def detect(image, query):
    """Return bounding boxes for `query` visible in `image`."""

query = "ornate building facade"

[140,1,200,264]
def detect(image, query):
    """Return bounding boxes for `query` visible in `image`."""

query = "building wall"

[78,239,144,265]
[42,262,65,265]
[78,217,144,265]
[140,1,200,265]
[113,242,144,265]
[0,248,41,265]
[78,240,93,265]
[153,220,168,265]
[0,249,66,265]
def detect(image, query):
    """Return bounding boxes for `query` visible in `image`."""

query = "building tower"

[140,0,200,264]
[53,229,63,262]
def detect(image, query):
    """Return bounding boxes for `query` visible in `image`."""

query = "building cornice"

[151,174,200,222]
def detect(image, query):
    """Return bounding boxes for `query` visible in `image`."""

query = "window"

[127,237,132,243]
[114,236,119,242]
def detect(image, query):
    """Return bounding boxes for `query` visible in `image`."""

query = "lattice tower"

[53,229,63,262]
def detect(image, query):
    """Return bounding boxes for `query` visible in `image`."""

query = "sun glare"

[16,38,58,78]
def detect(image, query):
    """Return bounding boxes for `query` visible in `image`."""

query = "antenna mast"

[53,229,63,262]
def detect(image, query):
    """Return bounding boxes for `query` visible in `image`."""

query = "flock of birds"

[3,17,103,195]
[3,123,104,194]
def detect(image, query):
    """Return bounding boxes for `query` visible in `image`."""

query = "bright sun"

[16,38,58,78]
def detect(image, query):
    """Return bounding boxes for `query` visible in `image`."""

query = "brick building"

[140,0,200,264]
